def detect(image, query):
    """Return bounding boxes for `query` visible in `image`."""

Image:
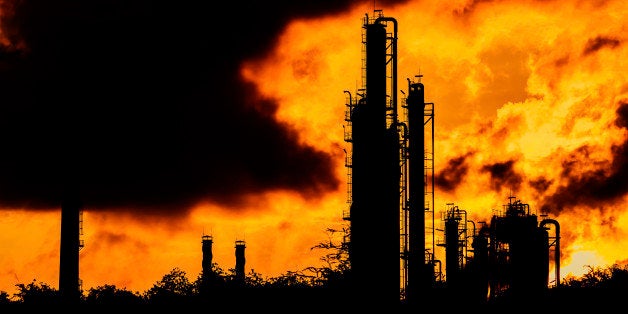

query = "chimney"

[234,240,246,285]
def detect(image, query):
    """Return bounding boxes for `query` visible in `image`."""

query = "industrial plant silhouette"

[3,10,627,310]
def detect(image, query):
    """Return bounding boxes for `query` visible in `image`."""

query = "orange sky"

[1,0,627,296]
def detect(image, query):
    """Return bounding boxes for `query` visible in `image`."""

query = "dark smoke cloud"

[540,101,628,214]
[528,176,552,194]
[435,152,473,191]
[481,159,522,193]
[0,0,406,213]
[614,101,628,128]
[582,35,622,56]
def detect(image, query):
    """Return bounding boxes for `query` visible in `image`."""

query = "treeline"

[2,225,628,307]
[3,262,628,306]
[0,228,351,306]
[0,263,348,306]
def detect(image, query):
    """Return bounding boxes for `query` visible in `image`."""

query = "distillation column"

[405,79,433,303]
[348,13,400,305]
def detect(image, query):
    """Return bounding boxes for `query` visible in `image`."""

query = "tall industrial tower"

[403,76,436,303]
[343,10,437,305]
[234,240,246,285]
[59,185,84,303]
[344,10,401,305]
[202,234,214,275]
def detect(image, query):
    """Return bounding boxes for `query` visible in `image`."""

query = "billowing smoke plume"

[398,0,627,274]
[582,36,622,56]
[481,159,523,193]
[435,152,473,191]
[540,101,628,214]
[0,0,405,213]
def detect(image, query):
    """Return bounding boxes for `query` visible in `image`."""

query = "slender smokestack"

[59,186,82,303]
[202,235,213,275]
[199,234,214,295]
[234,240,246,285]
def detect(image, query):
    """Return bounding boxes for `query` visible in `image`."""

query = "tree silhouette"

[307,227,351,289]
[14,280,59,305]
[196,262,228,295]
[84,284,144,305]
[144,267,195,304]
[0,291,12,304]
[2,227,627,308]
[561,264,628,288]
[0,227,353,306]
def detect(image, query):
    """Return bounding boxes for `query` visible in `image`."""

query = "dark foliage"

[85,284,145,305]
[3,232,627,309]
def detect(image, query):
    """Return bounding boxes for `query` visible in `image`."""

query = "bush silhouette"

[3,228,627,307]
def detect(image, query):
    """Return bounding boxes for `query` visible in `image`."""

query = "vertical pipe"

[540,219,561,287]
[431,105,435,259]
[374,16,397,122]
